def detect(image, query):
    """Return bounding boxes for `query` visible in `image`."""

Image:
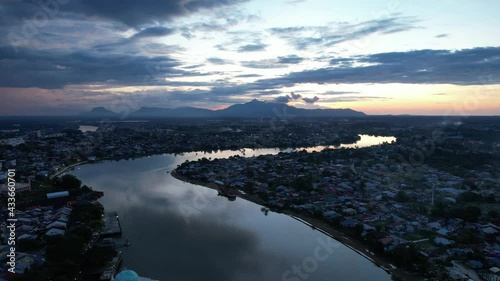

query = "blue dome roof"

[115,270,139,281]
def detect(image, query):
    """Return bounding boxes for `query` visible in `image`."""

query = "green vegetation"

[84,246,116,269]
[431,202,482,222]
[16,185,107,280]
[17,238,43,252]
[54,174,82,190]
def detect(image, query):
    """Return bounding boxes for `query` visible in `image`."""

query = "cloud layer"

[1,0,249,28]
[0,0,499,115]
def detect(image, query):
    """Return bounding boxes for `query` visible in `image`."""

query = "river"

[78,125,99,133]
[70,135,396,281]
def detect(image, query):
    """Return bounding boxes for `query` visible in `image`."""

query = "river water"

[78,125,99,133]
[71,135,396,281]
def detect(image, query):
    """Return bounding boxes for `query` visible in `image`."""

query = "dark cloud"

[181,63,206,69]
[252,90,282,96]
[178,9,260,39]
[255,47,500,86]
[241,59,286,69]
[6,46,496,97]
[183,0,246,12]
[142,47,500,104]
[91,28,178,52]
[131,27,176,39]
[235,74,262,78]
[181,30,194,39]
[237,43,267,52]
[302,96,319,103]
[274,92,319,104]
[71,0,248,28]
[268,26,315,35]
[322,96,391,103]
[277,55,304,64]
[179,21,230,39]
[194,47,500,102]
[207,57,231,65]
[0,0,249,29]
[435,33,449,38]
[0,46,204,88]
[322,91,360,95]
[212,30,264,52]
[274,95,292,103]
[329,57,355,67]
[269,17,420,50]
[290,92,301,100]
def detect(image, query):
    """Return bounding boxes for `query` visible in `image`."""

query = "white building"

[0,182,31,195]
[0,137,25,146]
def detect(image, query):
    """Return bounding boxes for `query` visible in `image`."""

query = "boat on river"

[218,189,237,200]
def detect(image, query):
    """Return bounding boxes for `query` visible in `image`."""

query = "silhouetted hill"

[81,107,118,118]
[214,99,366,117]
[81,100,365,119]
[131,106,213,118]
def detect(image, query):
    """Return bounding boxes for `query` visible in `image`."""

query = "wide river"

[71,135,396,281]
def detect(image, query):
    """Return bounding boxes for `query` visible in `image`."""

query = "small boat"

[226,190,237,199]
[218,189,237,200]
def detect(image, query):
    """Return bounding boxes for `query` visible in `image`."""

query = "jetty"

[99,252,122,280]
[101,211,122,236]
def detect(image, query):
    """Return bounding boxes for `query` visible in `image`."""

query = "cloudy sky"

[1,0,499,115]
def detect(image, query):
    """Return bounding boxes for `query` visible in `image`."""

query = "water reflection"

[71,135,395,281]
[78,125,99,132]
[173,134,396,156]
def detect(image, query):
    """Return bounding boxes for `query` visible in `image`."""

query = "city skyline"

[1,0,500,115]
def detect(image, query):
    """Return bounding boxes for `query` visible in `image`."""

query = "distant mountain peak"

[82,101,365,118]
[82,107,117,117]
[90,106,111,112]
[218,100,365,117]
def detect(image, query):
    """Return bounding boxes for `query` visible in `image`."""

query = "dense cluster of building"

[176,129,500,281]
[0,119,361,183]
[0,119,360,280]
[0,204,73,272]
[0,117,498,280]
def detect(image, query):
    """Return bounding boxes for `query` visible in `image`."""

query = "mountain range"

[82,99,366,118]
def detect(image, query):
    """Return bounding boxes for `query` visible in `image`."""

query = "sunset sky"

[1,0,499,115]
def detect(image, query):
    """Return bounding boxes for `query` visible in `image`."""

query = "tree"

[18,238,43,251]
[84,247,116,268]
[455,229,480,244]
[46,235,84,263]
[59,174,82,189]
[449,206,482,222]
[395,191,410,203]
[391,245,427,272]
[81,185,92,192]
[359,180,366,197]
[484,194,497,203]
[488,210,499,219]
[431,202,447,218]
[464,206,482,222]
[73,226,93,241]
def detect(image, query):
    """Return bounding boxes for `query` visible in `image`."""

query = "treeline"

[431,203,482,222]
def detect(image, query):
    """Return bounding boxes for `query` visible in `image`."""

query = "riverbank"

[50,161,89,179]
[171,171,423,281]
